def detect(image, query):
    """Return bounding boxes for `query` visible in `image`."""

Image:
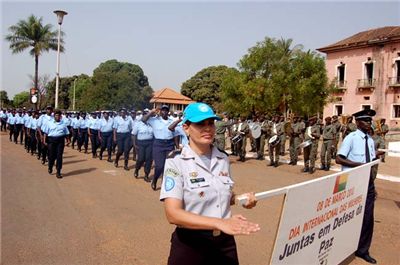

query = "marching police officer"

[98,111,114,162]
[88,112,101,158]
[77,112,89,153]
[113,108,133,170]
[132,118,154,182]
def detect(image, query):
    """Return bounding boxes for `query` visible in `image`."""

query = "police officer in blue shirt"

[15,109,25,144]
[70,112,80,149]
[0,109,7,131]
[37,106,54,164]
[43,110,70,178]
[78,112,89,153]
[23,110,32,150]
[336,109,383,264]
[88,112,101,158]
[98,111,114,162]
[129,110,138,161]
[142,105,179,190]
[132,116,154,182]
[7,109,16,142]
[28,111,40,156]
[113,108,133,170]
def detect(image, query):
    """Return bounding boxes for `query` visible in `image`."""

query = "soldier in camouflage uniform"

[303,116,320,174]
[331,115,342,158]
[279,116,287,155]
[256,114,270,160]
[289,116,301,165]
[342,116,357,140]
[370,127,385,180]
[236,116,249,162]
[378,118,389,162]
[268,115,284,167]
[320,117,337,171]
[214,113,232,151]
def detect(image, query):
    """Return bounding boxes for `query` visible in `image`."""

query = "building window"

[393,104,400,118]
[334,104,343,116]
[337,63,346,87]
[361,104,372,110]
[395,60,400,84]
[364,61,374,85]
[364,96,370,100]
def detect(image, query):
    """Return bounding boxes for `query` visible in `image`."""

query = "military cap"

[161,105,169,110]
[353,109,376,120]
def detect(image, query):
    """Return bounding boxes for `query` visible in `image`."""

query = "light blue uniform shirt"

[16,114,25,124]
[43,120,70,137]
[132,121,154,140]
[175,125,189,146]
[88,118,101,130]
[38,115,54,131]
[99,117,114,133]
[113,116,133,133]
[147,116,176,140]
[62,116,72,126]
[71,117,80,129]
[7,115,16,125]
[78,118,89,129]
[338,129,376,171]
[29,118,38,130]
[24,116,32,128]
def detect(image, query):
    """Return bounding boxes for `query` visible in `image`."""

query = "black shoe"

[107,157,112,162]
[144,174,151,182]
[303,167,309,172]
[320,165,326,170]
[355,253,377,264]
[48,168,53,174]
[151,180,157,191]
[309,168,315,174]
[41,160,46,165]
[324,166,330,171]
[124,161,129,171]
[114,161,118,168]
[274,162,278,167]
[56,173,63,179]
[134,169,139,178]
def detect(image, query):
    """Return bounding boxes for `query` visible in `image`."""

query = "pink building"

[318,26,400,129]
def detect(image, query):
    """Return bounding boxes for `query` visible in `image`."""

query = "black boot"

[151,179,157,191]
[124,160,129,171]
[320,164,326,170]
[303,167,309,172]
[134,168,139,178]
[144,174,151,183]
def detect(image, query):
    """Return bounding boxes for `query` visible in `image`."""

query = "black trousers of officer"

[131,135,137,161]
[30,129,37,155]
[100,131,113,159]
[9,124,15,141]
[41,135,49,163]
[136,139,153,175]
[116,132,131,162]
[14,124,23,143]
[153,139,175,183]
[48,136,65,174]
[72,128,79,148]
[89,129,99,156]
[0,118,7,131]
[357,179,375,255]
[24,127,30,150]
[168,228,239,265]
[78,128,89,152]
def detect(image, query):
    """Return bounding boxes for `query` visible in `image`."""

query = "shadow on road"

[63,155,77,159]
[63,159,87,165]
[63,167,96,177]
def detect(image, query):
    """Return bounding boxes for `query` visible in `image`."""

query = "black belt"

[176,227,222,237]
[154,138,174,143]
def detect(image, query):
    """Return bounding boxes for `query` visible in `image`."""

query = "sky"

[1,1,399,98]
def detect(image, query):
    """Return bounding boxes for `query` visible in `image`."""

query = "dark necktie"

[365,135,370,163]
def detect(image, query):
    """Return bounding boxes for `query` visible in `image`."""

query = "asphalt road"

[1,132,399,265]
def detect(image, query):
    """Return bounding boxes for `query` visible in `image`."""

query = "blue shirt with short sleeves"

[7,115,16,125]
[71,117,80,129]
[15,114,25,124]
[132,121,154,140]
[99,117,114,133]
[38,114,54,131]
[147,116,176,140]
[88,118,101,130]
[175,125,188,146]
[113,116,133,133]
[43,120,70,137]
[29,118,38,130]
[79,118,89,129]
[338,129,376,171]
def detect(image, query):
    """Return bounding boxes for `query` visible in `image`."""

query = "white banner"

[268,161,378,265]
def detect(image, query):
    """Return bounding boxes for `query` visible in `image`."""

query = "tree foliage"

[181,65,233,110]
[220,37,330,117]
[5,14,64,110]
[0,90,11,107]
[13,91,30,108]
[79,60,153,111]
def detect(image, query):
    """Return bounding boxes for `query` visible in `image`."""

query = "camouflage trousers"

[215,134,225,151]
[269,142,280,163]
[304,140,318,169]
[320,139,333,167]
[237,137,247,159]
[257,134,266,158]
[289,137,301,163]
[280,134,286,155]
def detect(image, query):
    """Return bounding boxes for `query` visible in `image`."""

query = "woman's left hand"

[239,192,257,209]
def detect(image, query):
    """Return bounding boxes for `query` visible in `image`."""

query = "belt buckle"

[212,230,221,237]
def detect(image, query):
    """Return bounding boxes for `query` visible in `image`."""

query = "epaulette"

[167,149,182,159]
[217,148,229,157]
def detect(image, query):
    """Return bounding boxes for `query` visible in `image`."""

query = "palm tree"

[5,14,64,109]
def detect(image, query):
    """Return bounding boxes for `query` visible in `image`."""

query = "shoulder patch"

[167,149,182,159]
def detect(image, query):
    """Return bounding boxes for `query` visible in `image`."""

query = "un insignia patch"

[165,177,175,192]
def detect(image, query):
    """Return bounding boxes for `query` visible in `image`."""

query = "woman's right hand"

[217,214,260,235]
